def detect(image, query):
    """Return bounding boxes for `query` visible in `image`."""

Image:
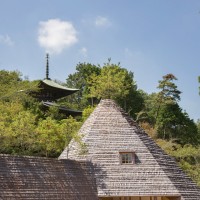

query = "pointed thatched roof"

[59,99,200,199]
[0,154,98,200]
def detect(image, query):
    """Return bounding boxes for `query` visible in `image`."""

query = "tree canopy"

[66,60,144,119]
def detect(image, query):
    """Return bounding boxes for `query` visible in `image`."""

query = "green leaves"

[157,73,181,103]
[0,103,36,155]
[156,103,199,144]
[158,140,200,186]
[65,60,144,119]
[0,100,81,157]
[88,64,132,100]
[65,62,101,108]
[35,117,81,157]
[0,69,82,157]
[0,68,200,186]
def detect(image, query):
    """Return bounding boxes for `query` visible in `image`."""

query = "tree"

[155,74,181,121]
[0,70,82,157]
[156,103,199,145]
[88,60,144,118]
[88,62,132,100]
[65,62,101,108]
[65,61,144,119]
[197,119,200,134]
[0,101,37,155]
[0,70,22,99]
[157,74,181,101]
[35,117,81,157]
[153,74,200,145]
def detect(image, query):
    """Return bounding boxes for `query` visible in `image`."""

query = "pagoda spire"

[45,53,50,80]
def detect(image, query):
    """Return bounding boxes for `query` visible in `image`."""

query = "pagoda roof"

[59,99,200,199]
[42,101,82,116]
[42,79,79,92]
[33,79,79,101]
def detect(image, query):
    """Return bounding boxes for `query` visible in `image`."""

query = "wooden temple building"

[33,54,82,117]
[0,99,200,199]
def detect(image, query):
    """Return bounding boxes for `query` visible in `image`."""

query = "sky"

[0,0,200,121]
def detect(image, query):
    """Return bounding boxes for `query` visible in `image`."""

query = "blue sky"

[0,0,200,121]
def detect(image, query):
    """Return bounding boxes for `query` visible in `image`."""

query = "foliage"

[66,60,144,119]
[82,106,96,122]
[140,74,199,145]
[0,99,81,157]
[65,62,101,108]
[156,103,199,145]
[0,70,81,157]
[139,122,157,139]
[0,67,200,186]
[157,74,181,102]
[35,117,81,157]
[87,60,144,118]
[0,101,36,155]
[88,61,132,100]
[155,73,181,121]
[0,70,22,98]
[197,119,200,135]
[157,139,200,186]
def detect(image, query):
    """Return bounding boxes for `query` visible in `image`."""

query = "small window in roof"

[120,152,135,164]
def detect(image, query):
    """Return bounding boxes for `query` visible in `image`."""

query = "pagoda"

[33,54,82,117]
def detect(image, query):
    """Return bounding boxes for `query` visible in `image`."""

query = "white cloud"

[79,47,88,57]
[38,19,78,54]
[0,35,14,46]
[95,16,111,27]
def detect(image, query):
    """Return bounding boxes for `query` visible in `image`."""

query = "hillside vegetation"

[0,61,200,186]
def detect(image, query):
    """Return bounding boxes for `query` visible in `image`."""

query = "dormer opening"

[119,152,135,164]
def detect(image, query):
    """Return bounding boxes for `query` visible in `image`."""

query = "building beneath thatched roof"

[60,99,200,200]
[0,99,200,199]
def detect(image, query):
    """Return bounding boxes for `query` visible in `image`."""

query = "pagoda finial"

[46,53,50,80]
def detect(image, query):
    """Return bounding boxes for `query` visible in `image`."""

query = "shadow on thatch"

[0,154,98,199]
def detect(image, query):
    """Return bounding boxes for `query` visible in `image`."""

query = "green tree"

[88,60,133,99]
[0,70,22,98]
[0,70,40,117]
[0,101,37,155]
[82,106,96,122]
[35,116,81,157]
[197,119,200,134]
[157,139,200,186]
[88,60,144,118]
[65,62,101,108]
[155,73,181,121]
[65,61,144,119]
[156,103,199,145]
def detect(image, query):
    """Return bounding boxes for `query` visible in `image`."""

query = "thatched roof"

[0,154,98,200]
[59,99,200,199]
